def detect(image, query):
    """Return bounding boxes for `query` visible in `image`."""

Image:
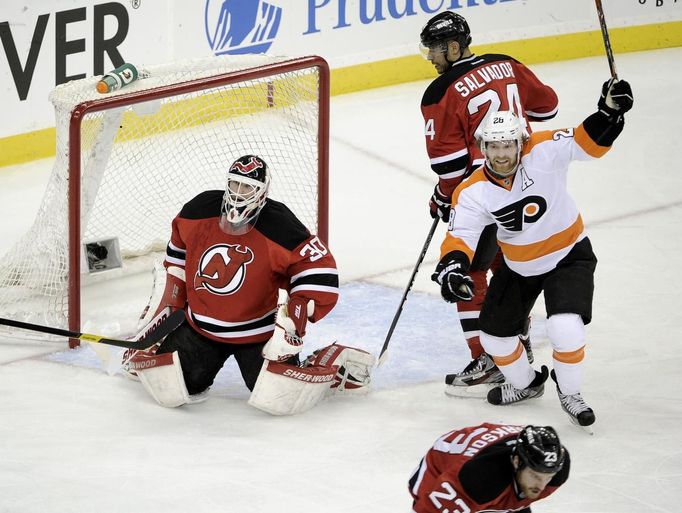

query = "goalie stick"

[595,0,618,79]
[87,306,176,376]
[0,309,185,350]
[378,217,439,366]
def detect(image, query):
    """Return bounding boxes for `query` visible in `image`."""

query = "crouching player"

[128,155,374,414]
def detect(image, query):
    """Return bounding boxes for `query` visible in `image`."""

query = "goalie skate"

[444,353,504,395]
[487,365,548,405]
[551,370,596,430]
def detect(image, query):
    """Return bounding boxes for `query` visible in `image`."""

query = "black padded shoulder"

[422,54,519,106]
[178,190,223,219]
[459,441,515,503]
[255,199,311,251]
[483,53,520,65]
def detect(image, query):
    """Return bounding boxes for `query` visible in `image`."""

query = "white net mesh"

[0,55,325,330]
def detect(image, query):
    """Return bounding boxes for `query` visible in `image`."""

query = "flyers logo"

[194,244,254,295]
[491,195,547,231]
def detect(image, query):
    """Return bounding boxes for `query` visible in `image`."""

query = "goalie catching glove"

[432,251,474,303]
[249,343,376,415]
[302,343,375,393]
[262,298,314,362]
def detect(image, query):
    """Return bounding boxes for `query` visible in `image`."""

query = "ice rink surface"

[1,47,681,513]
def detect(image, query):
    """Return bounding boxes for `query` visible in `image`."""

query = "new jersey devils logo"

[230,156,264,176]
[492,195,547,231]
[194,244,254,295]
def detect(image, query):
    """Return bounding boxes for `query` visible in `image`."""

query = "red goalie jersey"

[164,191,339,344]
[421,54,558,196]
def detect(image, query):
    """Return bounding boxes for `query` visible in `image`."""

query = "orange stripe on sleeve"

[553,346,585,364]
[440,233,475,262]
[574,123,610,158]
[493,341,525,367]
[451,167,488,205]
[499,215,584,263]
[521,130,555,156]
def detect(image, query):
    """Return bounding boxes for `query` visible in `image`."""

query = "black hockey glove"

[598,79,633,121]
[429,184,451,222]
[431,252,474,303]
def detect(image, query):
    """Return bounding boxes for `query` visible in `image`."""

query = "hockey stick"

[595,0,618,79]
[0,309,185,350]
[88,306,175,376]
[378,217,439,366]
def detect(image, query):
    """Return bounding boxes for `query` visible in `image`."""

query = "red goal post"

[0,55,330,347]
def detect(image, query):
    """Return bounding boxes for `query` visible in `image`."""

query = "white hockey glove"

[262,299,314,362]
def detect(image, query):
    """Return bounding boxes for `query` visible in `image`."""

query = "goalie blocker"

[249,343,375,415]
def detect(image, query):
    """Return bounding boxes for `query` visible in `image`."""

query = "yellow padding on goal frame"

[109,74,318,144]
[1,21,680,168]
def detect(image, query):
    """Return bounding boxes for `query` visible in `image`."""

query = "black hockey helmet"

[513,425,566,474]
[420,11,471,50]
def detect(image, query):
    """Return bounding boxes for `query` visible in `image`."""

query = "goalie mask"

[220,155,270,235]
[479,111,528,179]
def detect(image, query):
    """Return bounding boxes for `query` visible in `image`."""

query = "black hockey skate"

[445,353,504,388]
[487,365,548,405]
[551,370,596,428]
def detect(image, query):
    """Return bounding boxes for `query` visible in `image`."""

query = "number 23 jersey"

[409,423,570,513]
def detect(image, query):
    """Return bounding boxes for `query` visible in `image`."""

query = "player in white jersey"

[432,79,633,426]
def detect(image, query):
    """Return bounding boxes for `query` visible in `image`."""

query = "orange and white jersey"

[441,123,611,276]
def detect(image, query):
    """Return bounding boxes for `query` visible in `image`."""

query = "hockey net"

[0,55,329,345]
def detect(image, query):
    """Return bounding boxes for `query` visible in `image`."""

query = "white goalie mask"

[220,155,270,235]
[479,111,529,178]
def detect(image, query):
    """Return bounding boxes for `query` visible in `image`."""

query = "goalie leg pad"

[307,343,376,394]
[248,360,337,416]
[130,350,208,407]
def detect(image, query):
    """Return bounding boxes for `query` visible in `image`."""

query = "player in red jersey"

[419,11,558,391]
[409,423,570,513]
[128,155,374,413]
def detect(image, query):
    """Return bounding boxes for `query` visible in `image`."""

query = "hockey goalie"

[126,155,375,414]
